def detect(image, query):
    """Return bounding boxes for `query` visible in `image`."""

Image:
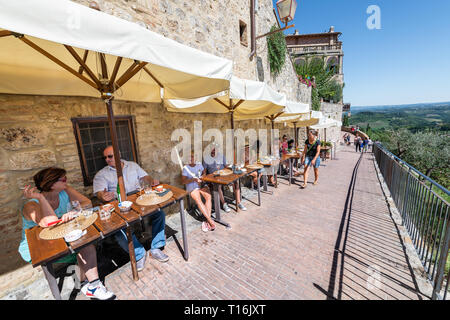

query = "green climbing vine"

[267,24,286,77]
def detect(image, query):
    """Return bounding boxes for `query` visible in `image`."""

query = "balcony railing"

[288,44,342,55]
[373,143,450,300]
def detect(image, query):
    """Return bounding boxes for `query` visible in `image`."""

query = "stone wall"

[319,102,343,151]
[0,0,311,297]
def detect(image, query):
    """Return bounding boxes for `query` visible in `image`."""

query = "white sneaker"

[238,203,247,211]
[222,203,231,213]
[81,281,116,300]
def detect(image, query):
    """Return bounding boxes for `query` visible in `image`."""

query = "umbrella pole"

[271,119,275,156]
[230,109,236,165]
[294,123,298,150]
[105,96,127,202]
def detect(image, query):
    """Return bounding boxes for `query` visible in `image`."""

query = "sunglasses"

[103,154,114,160]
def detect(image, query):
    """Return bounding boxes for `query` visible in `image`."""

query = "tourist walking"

[300,129,321,188]
[355,136,361,152]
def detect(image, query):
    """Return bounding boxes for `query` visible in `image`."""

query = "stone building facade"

[286,26,344,87]
[0,0,311,297]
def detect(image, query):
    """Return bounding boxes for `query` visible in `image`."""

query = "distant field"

[349,102,450,132]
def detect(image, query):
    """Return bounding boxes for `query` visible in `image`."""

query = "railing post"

[401,167,412,224]
[432,219,450,300]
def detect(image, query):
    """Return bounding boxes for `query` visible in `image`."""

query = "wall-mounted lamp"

[276,0,297,24]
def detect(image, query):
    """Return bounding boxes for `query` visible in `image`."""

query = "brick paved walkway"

[91,140,427,300]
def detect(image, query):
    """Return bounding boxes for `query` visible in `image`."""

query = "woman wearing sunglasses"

[19,167,116,300]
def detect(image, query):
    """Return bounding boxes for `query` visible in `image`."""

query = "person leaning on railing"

[19,167,116,300]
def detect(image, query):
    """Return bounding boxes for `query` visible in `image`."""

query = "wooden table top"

[25,227,71,267]
[127,184,188,216]
[202,167,257,186]
[281,153,301,161]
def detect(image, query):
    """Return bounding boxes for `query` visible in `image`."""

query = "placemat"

[39,213,98,240]
[246,164,264,170]
[136,190,173,206]
[213,169,233,176]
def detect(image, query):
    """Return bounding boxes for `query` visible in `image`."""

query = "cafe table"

[25,183,189,300]
[281,152,301,186]
[202,167,259,229]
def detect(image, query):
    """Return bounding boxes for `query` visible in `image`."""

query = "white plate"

[241,168,247,172]
[64,229,86,242]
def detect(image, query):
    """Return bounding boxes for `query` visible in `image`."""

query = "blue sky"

[272,0,450,107]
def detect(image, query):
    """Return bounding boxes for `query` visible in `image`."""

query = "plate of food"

[213,169,233,176]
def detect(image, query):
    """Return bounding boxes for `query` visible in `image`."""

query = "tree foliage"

[267,25,286,77]
[373,128,449,189]
[295,56,343,108]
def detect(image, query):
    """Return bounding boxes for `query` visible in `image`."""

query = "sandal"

[208,223,216,231]
[201,222,209,232]
[300,184,307,189]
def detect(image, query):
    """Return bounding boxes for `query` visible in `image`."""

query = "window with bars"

[72,116,138,186]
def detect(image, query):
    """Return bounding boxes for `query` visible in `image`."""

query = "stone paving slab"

[91,140,430,300]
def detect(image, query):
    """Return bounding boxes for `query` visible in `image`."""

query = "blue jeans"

[114,210,166,262]
[305,156,320,168]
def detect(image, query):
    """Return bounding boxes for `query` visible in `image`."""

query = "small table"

[281,153,301,186]
[202,168,258,229]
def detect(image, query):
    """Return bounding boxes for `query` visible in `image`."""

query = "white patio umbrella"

[165,76,286,163]
[0,0,233,199]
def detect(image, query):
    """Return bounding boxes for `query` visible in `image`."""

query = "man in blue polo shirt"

[93,146,169,270]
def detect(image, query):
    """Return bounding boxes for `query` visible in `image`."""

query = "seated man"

[93,146,169,270]
[202,146,247,212]
[181,149,215,232]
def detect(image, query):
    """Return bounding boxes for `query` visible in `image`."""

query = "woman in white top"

[181,150,216,232]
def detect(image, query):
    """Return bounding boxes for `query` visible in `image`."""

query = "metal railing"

[373,143,449,300]
[288,44,342,55]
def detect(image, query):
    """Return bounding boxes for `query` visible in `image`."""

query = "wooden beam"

[233,99,245,110]
[272,112,284,120]
[78,50,89,75]
[115,61,148,89]
[64,45,102,89]
[0,30,12,38]
[99,52,108,80]
[108,56,123,91]
[213,98,232,111]
[19,36,98,90]
[143,66,164,89]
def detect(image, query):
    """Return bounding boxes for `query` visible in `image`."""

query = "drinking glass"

[66,202,81,230]
[81,203,93,217]
[135,181,143,196]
